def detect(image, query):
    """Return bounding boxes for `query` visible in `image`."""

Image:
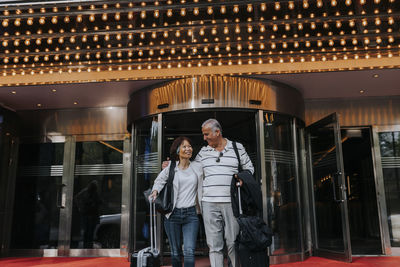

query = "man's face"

[202,125,220,147]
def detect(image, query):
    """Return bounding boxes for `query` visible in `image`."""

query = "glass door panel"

[132,116,160,252]
[263,112,302,255]
[378,131,400,248]
[342,128,382,254]
[70,141,123,250]
[10,143,64,250]
[306,113,352,262]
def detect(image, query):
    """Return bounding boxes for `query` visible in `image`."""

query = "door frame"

[6,135,129,257]
[0,135,19,257]
[306,113,352,262]
[64,135,129,257]
[371,125,400,256]
[6,137,67,257]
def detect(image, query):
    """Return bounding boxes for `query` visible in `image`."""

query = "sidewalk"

[1,256,400,267]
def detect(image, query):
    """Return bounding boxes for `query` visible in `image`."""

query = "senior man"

[196,118,254,267]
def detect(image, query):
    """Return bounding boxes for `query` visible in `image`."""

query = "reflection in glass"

[309,123,344,251]
[70,141,123,249]
[342,129,381,254]
[379,132,400,247]
[263,113,301,255]
[11,143,64,249]
[133,117,160,251]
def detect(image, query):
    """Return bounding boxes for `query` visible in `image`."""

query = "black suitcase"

[130,201,160,267]
[235,186,270,267]
[236,243,269,267]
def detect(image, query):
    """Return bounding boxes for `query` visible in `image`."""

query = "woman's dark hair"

[170,136,192,161]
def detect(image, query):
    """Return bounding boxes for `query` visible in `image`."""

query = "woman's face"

[179,140,193,160]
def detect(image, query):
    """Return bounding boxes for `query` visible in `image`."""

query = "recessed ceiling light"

[73,101,78,105]
[11,91,16,94]
[359,90,365,94]
[37,103,42,107]
[51,89,57,92]
[373,74,379,78]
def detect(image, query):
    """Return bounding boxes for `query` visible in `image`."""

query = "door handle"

[331,172,345,203]
[57,184,66,208]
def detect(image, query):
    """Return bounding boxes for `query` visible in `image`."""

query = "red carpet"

[0,256,399,267]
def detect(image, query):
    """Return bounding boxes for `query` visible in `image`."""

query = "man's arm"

[238,143,254,174]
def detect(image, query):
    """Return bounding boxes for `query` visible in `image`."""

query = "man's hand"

[162,157,170,170]
[234,174,243,187]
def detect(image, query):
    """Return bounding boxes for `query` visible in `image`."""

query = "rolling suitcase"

[235,185,270,267]
[131,201,160,267]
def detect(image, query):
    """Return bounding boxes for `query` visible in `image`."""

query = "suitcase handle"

[149,200,158,252]
[237,184,243,215]
[150,200,157,251]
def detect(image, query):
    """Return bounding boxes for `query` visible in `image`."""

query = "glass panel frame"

[131,115,162,252]
[10,142,65,250]
[65,138,125,256]
[377,131,400,248]
[341,127,382,255]
[131,109,308,264]
[8,136,127,257]
[306,113,352,262]
[262,112,303,255]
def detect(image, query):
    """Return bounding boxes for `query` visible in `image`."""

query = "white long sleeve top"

[152,161,203,218]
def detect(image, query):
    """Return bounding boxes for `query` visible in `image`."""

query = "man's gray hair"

[202,118,222,133]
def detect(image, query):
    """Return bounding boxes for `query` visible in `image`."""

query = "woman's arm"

[151,161,171,193]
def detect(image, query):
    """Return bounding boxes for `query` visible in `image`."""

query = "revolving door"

[128,76,309,264]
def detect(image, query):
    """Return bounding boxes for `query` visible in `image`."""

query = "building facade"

[0,0,400,264]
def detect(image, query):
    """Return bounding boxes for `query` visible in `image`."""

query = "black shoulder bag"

[232,142,273,249]
[144,160,176,214]
[231,141,263,216]
[232,141,243,172]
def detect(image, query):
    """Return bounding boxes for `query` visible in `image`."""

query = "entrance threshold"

[1,256,400,267]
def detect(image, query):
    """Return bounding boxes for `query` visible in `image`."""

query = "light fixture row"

[1,0,393,18]
[2,47,398,76]
[0,0,398,84]
[0,3,400,37]
[1,13,398,41]
[1,32,398,63]
[2,57,399,87]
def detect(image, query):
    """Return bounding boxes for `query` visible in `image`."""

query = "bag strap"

[167,160,176,184]
[232,141,243,172]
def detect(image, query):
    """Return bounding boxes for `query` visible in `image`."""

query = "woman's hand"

[149,190,158,202]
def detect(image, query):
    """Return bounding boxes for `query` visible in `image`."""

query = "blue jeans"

[164,206,199,267]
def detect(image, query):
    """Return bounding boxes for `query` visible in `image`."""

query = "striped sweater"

[195,139,254,203]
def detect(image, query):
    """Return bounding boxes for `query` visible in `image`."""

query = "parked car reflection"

[388,214,400,245]
[94,213,121,248]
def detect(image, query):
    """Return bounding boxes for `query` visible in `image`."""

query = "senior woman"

[149,136,203,267]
